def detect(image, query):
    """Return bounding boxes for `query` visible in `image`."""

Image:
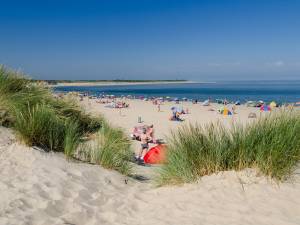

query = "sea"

[54,80,300,103]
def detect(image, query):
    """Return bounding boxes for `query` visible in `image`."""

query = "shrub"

[158,111,300,185]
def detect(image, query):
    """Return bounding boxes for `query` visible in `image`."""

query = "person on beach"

[157,101,161,112]
[136,128,149,164]
[224,99,228,105]
[185,108,189,114]
[147,124,155,143]
[232,105,237,114]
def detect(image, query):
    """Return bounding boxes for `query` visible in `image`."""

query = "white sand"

[1,100,300,225]
[83,99,257,137]
[81,98,261,154]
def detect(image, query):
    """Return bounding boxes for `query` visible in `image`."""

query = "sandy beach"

[81,98,264,153]
[2,0,300,224]
[1,98,300,225]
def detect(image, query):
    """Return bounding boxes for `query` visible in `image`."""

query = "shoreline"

[50,80,212,87]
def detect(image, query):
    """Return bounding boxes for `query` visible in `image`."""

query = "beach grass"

[75,122,132,175]
[0,65,133,174]
[64,119,82,158]
[14,103,65,151]
[158,111,300,185]
[0,66,101,150]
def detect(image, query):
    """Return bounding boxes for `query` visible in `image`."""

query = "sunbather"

[147,124,156,143]
[136,128,149,164]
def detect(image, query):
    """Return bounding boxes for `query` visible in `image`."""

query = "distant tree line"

[33,79,188,85]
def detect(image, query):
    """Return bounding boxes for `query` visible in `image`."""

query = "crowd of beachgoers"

[1,66,300,225]
[57,91,300,107]
[54,91,300,168]
[56,92,300,123]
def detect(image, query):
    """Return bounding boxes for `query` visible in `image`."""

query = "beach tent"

[171,106,183,113]
[144,145,167,164]
[219,107,232,115]
[221,107,232,115]
[269,101,277,108]
[260,105,271,112]
[235,101,241,105]
[246,101,256,107]
[202,99,210,106]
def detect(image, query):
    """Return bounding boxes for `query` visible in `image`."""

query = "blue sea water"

[54,80,300,103]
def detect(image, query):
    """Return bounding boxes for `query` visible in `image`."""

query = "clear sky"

[0,0,300,80]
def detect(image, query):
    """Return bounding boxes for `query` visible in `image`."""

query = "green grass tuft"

[0,65,132,175]
[75,122,132,175]
[158,111,300,185]
[14,103,65,151]
[64,119,82,158]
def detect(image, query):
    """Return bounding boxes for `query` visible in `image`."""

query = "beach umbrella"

[269,101,277,108]
[144,145,167,164]
[260,104,271,112]
[171,106,178,112]
[202,99,210,106]
[171,106,183,113]
[256,100,264,107]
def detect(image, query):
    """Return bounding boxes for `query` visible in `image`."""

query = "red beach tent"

[144,145,167,164]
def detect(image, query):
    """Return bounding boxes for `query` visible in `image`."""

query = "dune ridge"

[1,125,300,225]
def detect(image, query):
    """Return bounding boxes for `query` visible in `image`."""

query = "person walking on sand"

[157,101,161,112]
[136,128,149,164]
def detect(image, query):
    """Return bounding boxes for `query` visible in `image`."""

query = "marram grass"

[0,65,132,175]
[158,111,300,185]
[75,122,132,175]
[14,103,65,151]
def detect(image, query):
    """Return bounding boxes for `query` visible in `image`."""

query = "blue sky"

[0,0,300,80]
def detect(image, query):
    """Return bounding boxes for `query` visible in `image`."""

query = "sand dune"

[1,100,300,225]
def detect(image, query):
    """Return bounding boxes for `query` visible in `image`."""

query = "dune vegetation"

[158,111,300,185]
[75,122,132,175]
[0,65,132,174]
